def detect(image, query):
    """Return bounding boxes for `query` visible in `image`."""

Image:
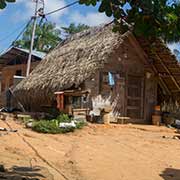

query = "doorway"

[126,75,144,120]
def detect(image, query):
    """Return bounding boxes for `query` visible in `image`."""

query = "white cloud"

[70,11,112,26]
[15,0,67,22]
[44,0,67,21]
[11,1,112,28]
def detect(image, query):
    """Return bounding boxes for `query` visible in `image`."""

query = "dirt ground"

[0,119,180,180]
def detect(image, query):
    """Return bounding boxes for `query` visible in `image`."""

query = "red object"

[55,92,64,111]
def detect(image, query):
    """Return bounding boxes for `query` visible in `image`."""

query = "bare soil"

[0,119,180,180]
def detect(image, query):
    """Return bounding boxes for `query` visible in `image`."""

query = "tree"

[62,23,89,37]
[79,0,180,42]
[14,21,61,53]
[0,0,15,9]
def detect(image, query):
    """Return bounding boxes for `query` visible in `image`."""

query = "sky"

[0,0,180,55]
[0,0,111,53]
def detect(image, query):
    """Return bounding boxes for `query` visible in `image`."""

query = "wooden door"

[126,75,144,120]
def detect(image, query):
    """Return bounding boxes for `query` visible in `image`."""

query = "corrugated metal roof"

[0,46,46,59]
[14,47,46,59]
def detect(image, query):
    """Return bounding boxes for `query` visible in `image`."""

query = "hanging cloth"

[108,72,115,86]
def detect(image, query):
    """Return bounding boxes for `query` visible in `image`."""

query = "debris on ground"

[0,127,17,133]
[59,121,76,128]
[0,165,5,172]
[173,135,180,140]
[162,135,180,140]
[0,127,7,131]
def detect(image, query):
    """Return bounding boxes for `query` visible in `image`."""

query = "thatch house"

[13,24,180,124]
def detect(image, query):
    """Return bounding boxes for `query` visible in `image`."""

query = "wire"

[0,22,29,43]
[0,19,33,55]
[45,1,79,16]
[12,18,33,45]
[0,0,79,54]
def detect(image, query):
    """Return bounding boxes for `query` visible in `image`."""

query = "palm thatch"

[14,24,126,109]
[13,23,180,110]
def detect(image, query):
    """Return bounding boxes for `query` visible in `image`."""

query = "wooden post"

[55,92,64,111]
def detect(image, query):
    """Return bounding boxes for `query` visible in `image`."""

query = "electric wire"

[12,18,33,45]
[0,1,79,54]
[45,1,79,16]
[0,18,33,55]
[0,22,30,43]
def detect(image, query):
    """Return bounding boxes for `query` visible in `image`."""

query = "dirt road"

[0,119,180,180]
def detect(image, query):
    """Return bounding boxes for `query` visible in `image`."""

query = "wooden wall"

[0,62,39,92]
[84,37,157,124]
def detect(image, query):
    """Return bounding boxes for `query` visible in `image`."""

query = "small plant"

[75,120,87,129]
[30,113,86,134]
[56,114,72,123]
[32,120,75,134]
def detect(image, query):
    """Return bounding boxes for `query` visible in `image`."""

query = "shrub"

[32,120,75,134]
[30,113,86,134]
[75,120,87,129]
[56,114,72,123]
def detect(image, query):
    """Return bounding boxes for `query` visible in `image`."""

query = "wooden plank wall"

[83,37,157,123]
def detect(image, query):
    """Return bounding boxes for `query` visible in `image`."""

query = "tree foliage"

[14,21,61,53]
[0,0,15,9]
[62,23,89,37]
[79,0,180,42]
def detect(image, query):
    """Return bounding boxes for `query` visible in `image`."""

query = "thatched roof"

[13,23,180,109]
[14,24,125,99]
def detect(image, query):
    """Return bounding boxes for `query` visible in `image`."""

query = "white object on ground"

[0,127,7,131]
[59,121,76,128]
[175,120,180,126]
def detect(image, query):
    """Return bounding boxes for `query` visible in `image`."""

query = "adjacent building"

[0,47,45,106]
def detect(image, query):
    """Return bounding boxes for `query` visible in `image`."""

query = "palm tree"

[14,21,61,53]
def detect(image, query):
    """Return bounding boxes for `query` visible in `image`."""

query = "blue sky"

[0,0,180,54]
[0,0,111,52]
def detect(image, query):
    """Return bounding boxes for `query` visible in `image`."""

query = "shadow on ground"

[160,168,180,180]
[0,165,51,180]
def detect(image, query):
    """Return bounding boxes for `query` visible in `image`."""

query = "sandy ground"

[0,119,180,180]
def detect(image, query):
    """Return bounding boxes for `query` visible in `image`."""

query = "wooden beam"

[172,90,180,93]
[151,64,171,95]
[167,68,180,72]
[128,34,172,95]
[158,74,180,78]
[154,53,180,91]
[153,62,178,65]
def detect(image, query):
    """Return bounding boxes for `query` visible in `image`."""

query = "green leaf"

[6,0,15,2]
[0,1,7,9]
